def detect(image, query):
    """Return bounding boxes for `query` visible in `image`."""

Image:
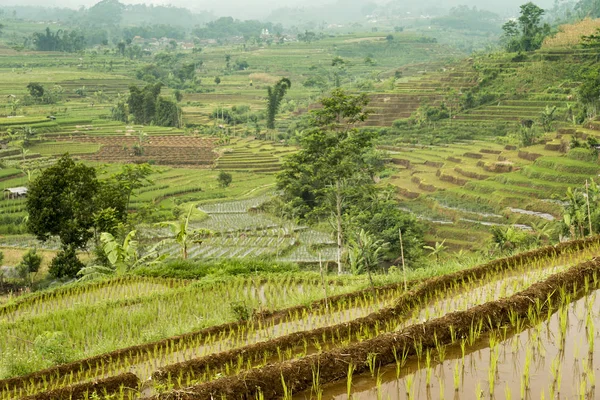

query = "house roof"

[4,187,28,195]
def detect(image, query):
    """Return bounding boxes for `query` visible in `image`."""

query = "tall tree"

[278,89,383,274]
[27,155,99,249]
[266,78,291,130]
[113,163,153,210]
[127,83,180,127]
[502,2,550,52]
[26,155,128,277]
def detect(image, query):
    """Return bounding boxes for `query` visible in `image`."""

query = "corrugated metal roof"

[4,187,28,195]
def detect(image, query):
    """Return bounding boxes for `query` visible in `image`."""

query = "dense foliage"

[193,17,283,40]
[126,83,182,127]
[502,2,551,52]
[31,27,85,52]
[278,90,423,269]
[26,155,128,277]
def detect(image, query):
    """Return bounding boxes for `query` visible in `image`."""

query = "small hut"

[4,187,28,199]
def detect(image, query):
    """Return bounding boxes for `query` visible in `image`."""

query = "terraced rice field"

[382,129,600,249]
[2,237,594,399]
[0,274,393,399]
[0,237,598,400]
[147,238,600,400]
[215,138,295,173]
[141,195,337,262]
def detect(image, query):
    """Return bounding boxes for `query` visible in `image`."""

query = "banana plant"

[157,205,212,259]
[423,239,447,262]
[78,230,165,281]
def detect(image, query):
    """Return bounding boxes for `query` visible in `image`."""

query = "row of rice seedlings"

[143,286,408,385]
[153,249,588,390]
[307,273,600,400]
[8,242,600,398]
[0,277,182,323]
[395,261,572,331]
[0,276,372,397]
[42,284,405,395]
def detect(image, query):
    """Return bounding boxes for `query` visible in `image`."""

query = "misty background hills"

[2,0,558,23]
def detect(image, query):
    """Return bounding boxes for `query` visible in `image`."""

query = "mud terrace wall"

[156,257,600,400]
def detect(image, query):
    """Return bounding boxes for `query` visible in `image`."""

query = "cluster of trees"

[277,89,423,274]
[297,31,324,43]
[31,27,85,52]
[135,53,202,90]
[122,25,186,41]
[84,0,212,28]
[502,2,551,52]
[431,6,501,33]
[112,83,181,127]
[561,179,600,239]
[25,83,63,105]
[574,0,600,18]
[193,17,283,40]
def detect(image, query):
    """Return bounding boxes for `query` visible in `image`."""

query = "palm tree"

[531,221,554,245]
[266,78,291,129]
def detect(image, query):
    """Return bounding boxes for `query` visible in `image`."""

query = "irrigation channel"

[3,238,600,400]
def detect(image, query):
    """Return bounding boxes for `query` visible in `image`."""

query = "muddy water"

[125,262,581,387]
[306,288,600,400]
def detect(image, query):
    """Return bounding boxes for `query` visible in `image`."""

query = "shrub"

[17,248,42,284]
[33,331,77,365]
[49,247,85,279]
[0,350,41,378]
[230,301,252,321]
[217,171,232,188]
[567,147,598,162]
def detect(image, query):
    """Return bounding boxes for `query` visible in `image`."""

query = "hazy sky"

[3,0,557,19]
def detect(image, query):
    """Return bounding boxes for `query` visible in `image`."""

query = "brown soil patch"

[21,373,139,400]
[518,150,543,161]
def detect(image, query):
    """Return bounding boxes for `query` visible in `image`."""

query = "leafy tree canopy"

[126,83,181,127]
[31,27,85,53]
[501,2,551,52]
[26,155,128,250]
[86,0,124,26]
[277,89,423,267]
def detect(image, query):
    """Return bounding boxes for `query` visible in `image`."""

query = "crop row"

[154,254,600,400]
[150,256,574,391]
[10,236,600,399]
[0,274,379,397]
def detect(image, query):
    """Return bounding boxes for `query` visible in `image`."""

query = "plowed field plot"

[68,135,219,167]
